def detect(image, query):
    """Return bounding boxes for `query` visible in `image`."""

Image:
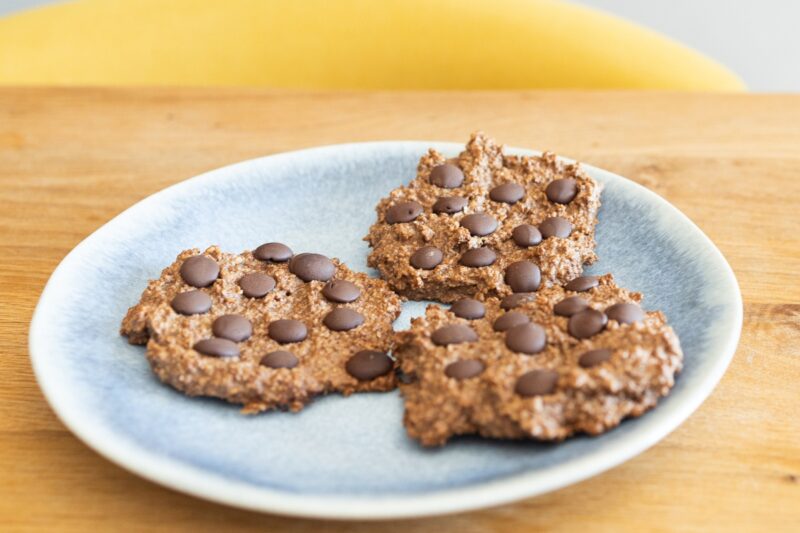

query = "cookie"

[365,132,602,303]
[121,245,402,412]
[394,274,682,446]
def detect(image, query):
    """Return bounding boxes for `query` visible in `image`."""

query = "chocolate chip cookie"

[365,132,602,303]
[121,245,402,412]
[394,274,682,446]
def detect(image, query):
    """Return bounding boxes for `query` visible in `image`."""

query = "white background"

[2,0,798,91]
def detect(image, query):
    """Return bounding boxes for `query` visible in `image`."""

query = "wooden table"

[1,89,798,532]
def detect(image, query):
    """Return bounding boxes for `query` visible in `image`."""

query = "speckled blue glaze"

[30,142,741,518]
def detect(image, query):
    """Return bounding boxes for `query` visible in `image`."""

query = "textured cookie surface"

[365,132,602,303]
[395,274,682,446]
[121,245,402,413]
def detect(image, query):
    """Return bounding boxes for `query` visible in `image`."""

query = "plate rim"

[29,141,743,520]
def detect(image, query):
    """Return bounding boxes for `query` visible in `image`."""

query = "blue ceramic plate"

[30,142,741,519]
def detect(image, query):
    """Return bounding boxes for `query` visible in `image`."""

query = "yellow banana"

[0,0,745,90]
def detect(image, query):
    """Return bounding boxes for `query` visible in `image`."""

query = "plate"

[29,142,742,519]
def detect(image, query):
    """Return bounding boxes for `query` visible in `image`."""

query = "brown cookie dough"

[121,245,402,413]
[365,132,602,303]
[395,274,682,446]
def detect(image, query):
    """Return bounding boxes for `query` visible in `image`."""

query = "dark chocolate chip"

[260,350,298,369]
[505,322,547,354]
[386,201,423,224]
[289,253,335,282]
[430,163,464,188]
[212,314,252,342]
[579,348,612,368]
[545,178,579,204]
[345,350,393,380]
[323,308,365,331]
[268,319,308,343]
[460,213,498,236]
[568,308,608,339]
[179,255,219,288]
[433,196,467,214]
[489,182,525,204]
[565,275,599,292]
[193,338,239,358]
[500,292,537,309]
[254,242,293,263]
[505,261,541,293]
[515,369,559,397]
[238,272,276,298]
[539,216,573,239]
[322,279,361,303]
[171,290,212,315]
[493,311,530,331]
[459,247,497,267]
[450,298,485,320]
[553,296,589,317]
[606,303,645,324]
[410,246,443,270]
[431,324,479,346]
[444,359,485,380]
[512,224,542,247]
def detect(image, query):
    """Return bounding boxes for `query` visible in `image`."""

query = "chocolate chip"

[254,242,293,263]
[512,224,542,247]
[545,178,578,204]
[459,247,497,267]
[179,255,219,288]
[431,324,479,346]
[553,296,589,317]
[539,216,573,239]
[500,293,537,309]
[289,253,335,282]
[606,303,645,324]
[568,309,608,339]
[505,323,547,354]
[460,213,498,236]
[493,311,530,331]
[515,369,559,397]
[430,163,464,188]
[238,273,276,298]
[193,338,239,358]
[489,183,525,204]
[579,348,612,368]
[260,350,298,369]
[268,319,308,343]
[171,290,212,315]
[444,359,485,380]
[345,350,393,380]
[433,196,467,214]
[322,280,361,303]
[505,261,541,293]
[386,201,423,223]
[212,314,253,342]
[565,275,599,292]
[323,308,365,331]
[410,246,443,270]
[450,298,485,319]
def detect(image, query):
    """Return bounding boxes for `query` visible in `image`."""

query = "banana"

[0,0,745,90]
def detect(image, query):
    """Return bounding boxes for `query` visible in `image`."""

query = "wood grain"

[0,88,798,532]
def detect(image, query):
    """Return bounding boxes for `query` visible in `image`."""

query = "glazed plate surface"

[30,142,742,519]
